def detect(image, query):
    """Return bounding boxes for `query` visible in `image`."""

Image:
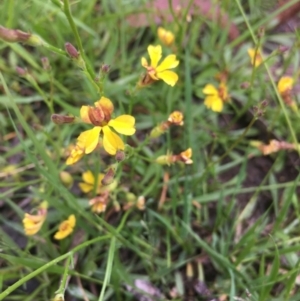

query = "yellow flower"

[248,48,263,67]
[179,148,193,164]
[79,170,117,195]
[141,45,179,86]
[155,148,193,165]
[157,27,175,46]
[66,97,136,164]
[202,82,228,112]
[54,214,76,240]
[278,76,293,95]
[168,111,184,126]
[23,201,48,236]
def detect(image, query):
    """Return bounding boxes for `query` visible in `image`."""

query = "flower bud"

[16,66,27,76]
[65,42,79,59]
[101,168,115,186]
[27,34,45,46]
[155,154,173,166]
[240,82,250,89]
[0,26,30,42]
[115,150,125,162]
[136,196,145,210]
[149,126,165,139]
[51,114,75,124]
[59,171,73,188]
[278,45,289,54]
[52,293,64,301]
[101,64,110,73]
[41,57,51,71]
[126,192,136,203]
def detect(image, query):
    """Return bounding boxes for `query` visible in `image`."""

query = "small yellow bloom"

[203,82,228,112]
[155,148,193,165]
[277,76,293,95]
[23,201,48,236]
[54,214,76,240]
[248,48,263,67]
[79,170,117,195]
[179,148,193,164]
[79,170,104,194]
[168,111,184,126]
[141,45,179,86]
[157,27,175,46]
[66,97,136,164]
[277,76,297,111]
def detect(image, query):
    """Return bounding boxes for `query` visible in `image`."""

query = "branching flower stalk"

[62,0,100,93]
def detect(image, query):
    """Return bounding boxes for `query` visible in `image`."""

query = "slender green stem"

[63,0,95,80]
[55,253,73,295]
[0,235,111,300]
[44,43,67,57]
[97,237,116,301]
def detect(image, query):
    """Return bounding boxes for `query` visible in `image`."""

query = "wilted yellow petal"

[108,115,136,135]
[156,70,178,86]
[102,126,124,155]
[203,84,218,96]
[148,45,162,68]
[156,55,179,72]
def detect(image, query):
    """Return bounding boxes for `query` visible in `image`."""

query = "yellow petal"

[278,76,294,94]
[156,70,178,86]
[102,126,125,155]
[82,170,95,185]
[79,182,93,193]
[82,127,101,154]
[148,45,162,68]
[204,96,223,112]
[96,96,114,116]
[80,106,92,123]
[108,115,136,135]
[68,214,76,227]
[141,57,148,67]
[156,55,179,72]
[203,84,218,96]
[248,48,262,67]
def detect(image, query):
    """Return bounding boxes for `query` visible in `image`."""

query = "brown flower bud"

[51,114,75,124]
[0,26,30,43]
[101,64,110,73]
[101,168,115,186]
[240,82,250,89]
[41,57,51,71]
[65,42,79,59]
[16,66,27,76]
[115,150,125,162]
[278,45,289,54]
[88,107,105,126]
